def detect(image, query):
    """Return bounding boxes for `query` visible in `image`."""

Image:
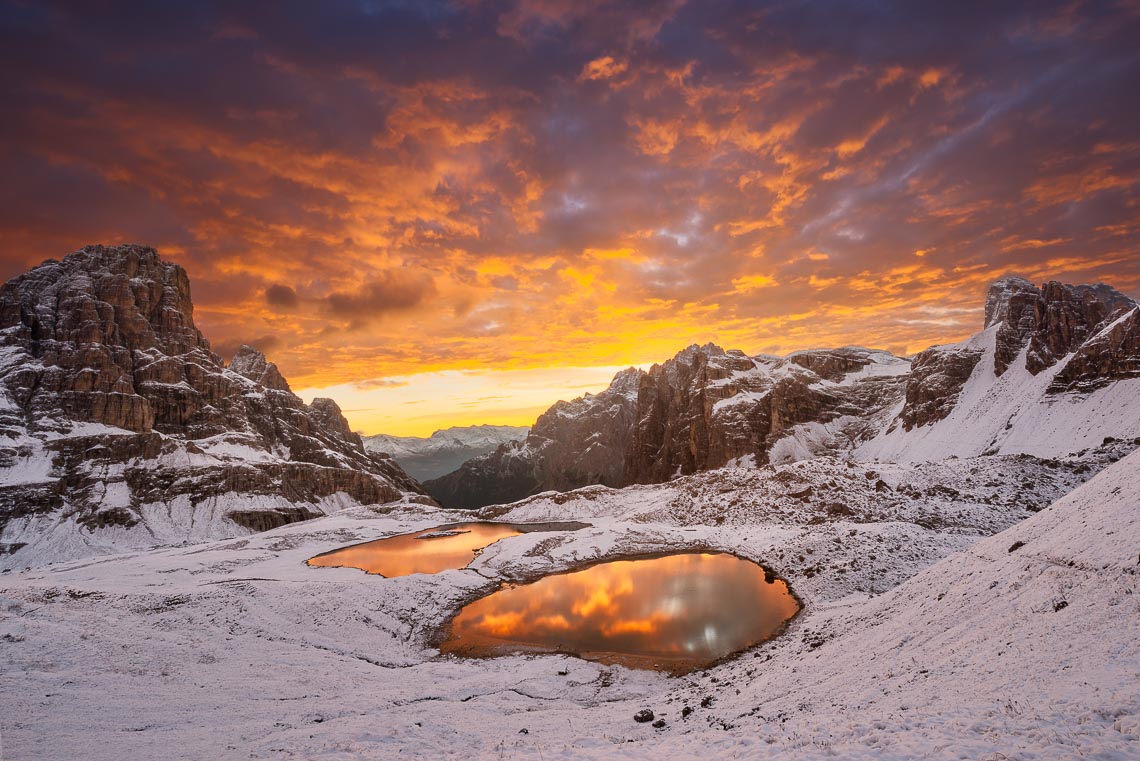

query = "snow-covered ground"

[2,446,1137,760]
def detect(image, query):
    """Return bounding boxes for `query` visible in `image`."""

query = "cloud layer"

[2,0,1138,406]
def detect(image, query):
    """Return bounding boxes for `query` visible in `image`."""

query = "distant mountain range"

[424,275,1140,508]
[363,425,529,481]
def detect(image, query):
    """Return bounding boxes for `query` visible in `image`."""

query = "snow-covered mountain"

[0,245,430,570]
[1,251,1137,759]
[426,276,1140,509]
[858,276,1140,461]
[425,346,912,507]
[363,425,528,480]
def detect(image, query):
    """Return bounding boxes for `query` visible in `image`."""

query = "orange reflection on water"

[306,523,525,578]
[441,552,800,673]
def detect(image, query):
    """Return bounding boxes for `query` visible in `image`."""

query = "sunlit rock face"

[432,277,1140,508]
[440,552,800,674]
[424,368,643,509]
[0,245,430,568]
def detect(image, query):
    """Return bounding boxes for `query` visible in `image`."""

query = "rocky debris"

[0,245,429,569]
[633,709,654,723]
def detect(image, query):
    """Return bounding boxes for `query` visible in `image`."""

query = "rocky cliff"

[892,277,1139,432]
[0,245,429,569]
[424,369,642,509]
[425,346,909,508]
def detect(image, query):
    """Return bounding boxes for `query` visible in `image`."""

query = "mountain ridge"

[425,275,1140,508]
[363,424,529,480]
[0,244,430,569]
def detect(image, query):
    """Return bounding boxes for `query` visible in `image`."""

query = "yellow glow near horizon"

[296,364,641,437]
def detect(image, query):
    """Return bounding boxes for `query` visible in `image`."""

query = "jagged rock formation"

[985,276,1135,377]
[892,277,1140,432]
[363,425,530,481]
[0,245,429,568]
[426,347,909,508]
[1049,308,1140,393]
[864,277,1140,462]
[429,276,1140,509]
[897,346,983,431]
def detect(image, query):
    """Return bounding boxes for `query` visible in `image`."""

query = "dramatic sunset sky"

[2,1,1138,435]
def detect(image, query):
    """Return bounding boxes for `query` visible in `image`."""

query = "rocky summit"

[427,277,1140,509]
[0,245,429,569]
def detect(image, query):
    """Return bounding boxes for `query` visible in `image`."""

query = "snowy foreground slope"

[2,447,1136,760]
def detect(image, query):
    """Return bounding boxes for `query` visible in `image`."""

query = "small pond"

[306,521,589,578]
[440,552,800,674]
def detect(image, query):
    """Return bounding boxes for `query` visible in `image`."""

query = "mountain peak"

[0,244,429,568]
[229,345,291,392]
[984,275,1038,329]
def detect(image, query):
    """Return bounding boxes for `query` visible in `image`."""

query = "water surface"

[440,552,799,673]
[306,521,587,578]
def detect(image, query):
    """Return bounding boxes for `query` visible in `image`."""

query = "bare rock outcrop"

[897,346,983,431]
[1048,306,1140,393]
[983,276,1134,377]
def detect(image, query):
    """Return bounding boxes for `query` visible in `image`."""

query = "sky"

[1,1,1138,436]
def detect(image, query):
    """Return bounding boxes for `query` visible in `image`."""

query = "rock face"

[363,425,530,481]
[984,276,1135,377]
[896,346,983,431]
[0,245,429,568]
[426,347,909,508]
[1048,306,1140,393]
[892,277,1140,431]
